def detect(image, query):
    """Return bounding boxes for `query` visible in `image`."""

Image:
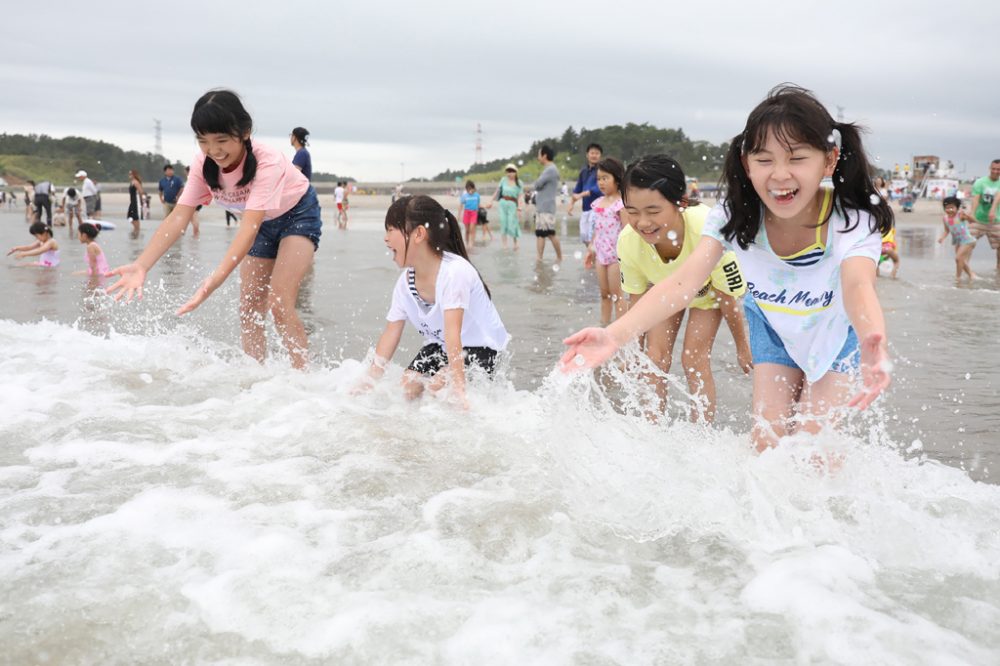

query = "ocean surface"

[2,202,999,664]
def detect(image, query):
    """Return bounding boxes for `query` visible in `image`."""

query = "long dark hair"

[622,154,696,210]
[190,89,257,191]
[385,195,491,298]
[718,83,893,250]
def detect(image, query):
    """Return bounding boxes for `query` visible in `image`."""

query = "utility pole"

[153,118,163,156]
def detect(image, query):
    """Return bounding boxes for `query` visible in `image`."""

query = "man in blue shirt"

[568,143,603,244]
[158,164,184,218]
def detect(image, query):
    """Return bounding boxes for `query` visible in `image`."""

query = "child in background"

[8,222,60,267]
[75,222,110,278]
[459,180,481,248]
[937,195,977,282]
[585,157,627,326]
[107,89,322,369]
[563,85,893,451]
[335,181,348,229]
[877,220,900,278]
[362,195,509,406]
[476,206,493,244]
[62,187,84,234]
[614,154,752,423]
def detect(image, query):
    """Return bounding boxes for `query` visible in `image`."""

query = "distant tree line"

[434,123,731,182]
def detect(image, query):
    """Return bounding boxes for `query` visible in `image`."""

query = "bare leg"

[240,256,275,363]
[798,370,854,436]
[267,235,315,370]
[640,309,684,418]
[751,363,804,452]
[680,307,723,423]
[607,263,626,320]
[536,236,545,261]
[551,236,562,262]
[596,264,612,326]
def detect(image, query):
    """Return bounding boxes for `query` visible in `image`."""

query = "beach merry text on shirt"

[748,282,834,311]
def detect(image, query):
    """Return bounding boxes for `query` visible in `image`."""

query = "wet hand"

[847,333,891,410]
[176,278,215,315]
[560,327,619,373]
[583,248,595,269]
[106,263,148,303]
[737,345,754,374]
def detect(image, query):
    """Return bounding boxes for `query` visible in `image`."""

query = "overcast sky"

[4,0,998,181]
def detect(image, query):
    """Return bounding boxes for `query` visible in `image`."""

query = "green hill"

[434,122,730,184]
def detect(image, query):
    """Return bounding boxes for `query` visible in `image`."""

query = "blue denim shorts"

[248,186,322,259]
[743,296,859,374]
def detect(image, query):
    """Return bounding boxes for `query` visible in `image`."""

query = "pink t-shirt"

[178,141,310,220]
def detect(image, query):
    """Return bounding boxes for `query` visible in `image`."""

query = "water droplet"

[965,372,971,380]
[702,155,707,161]
[552,264,560,272]
[869,194,880,205]
[666,230,678,240]
[573,354,585,366]
[573,250,583,260]
[827,133,835,143]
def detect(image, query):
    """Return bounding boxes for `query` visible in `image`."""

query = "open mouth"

[769,188,799,203]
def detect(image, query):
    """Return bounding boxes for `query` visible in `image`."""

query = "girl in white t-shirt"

[107,89,322,369]
[362,195,509,406]
[563,84,894,452]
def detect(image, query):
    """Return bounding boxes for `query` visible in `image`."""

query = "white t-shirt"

[334,186,345,204]
[387,252,510,350]
[81,178,97,197]
[703,200,881,382]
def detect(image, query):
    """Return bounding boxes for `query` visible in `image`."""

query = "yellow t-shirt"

[616,203,747,310]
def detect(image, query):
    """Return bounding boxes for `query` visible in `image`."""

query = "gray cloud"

[3,0,998,180]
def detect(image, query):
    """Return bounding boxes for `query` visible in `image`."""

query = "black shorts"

[534,229,556,238]
[407,343,498,376]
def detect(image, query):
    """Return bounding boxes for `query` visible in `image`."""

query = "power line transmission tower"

[836,106,845,123]
[153,119,163,156]
[475,123,483,165]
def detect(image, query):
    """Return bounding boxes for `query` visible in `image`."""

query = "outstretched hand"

[176,277,214,315]
[560,327,620,373]
[106,263,148,303]
[847,333,891,410]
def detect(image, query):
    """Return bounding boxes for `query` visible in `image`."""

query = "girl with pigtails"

[564,85,894,452]
[108,89,323,369]
[360,195,509,407]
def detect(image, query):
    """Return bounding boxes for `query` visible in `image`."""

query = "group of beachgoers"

[8,84,1000,452]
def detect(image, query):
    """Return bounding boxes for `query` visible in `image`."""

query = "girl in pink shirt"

[108,89,323,369]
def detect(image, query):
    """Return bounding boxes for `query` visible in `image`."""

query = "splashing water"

[1,321,998,663]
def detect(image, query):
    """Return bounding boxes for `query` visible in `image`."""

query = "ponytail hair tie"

[828,128,842,151]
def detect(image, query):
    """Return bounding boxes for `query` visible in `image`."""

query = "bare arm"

[368,319,406,380]
[562,236,725,370]
[718,291,753,373]
[841,256,891,408]
[8,240,41,255]
[439,308,468,405]
[130,205,197,270]
[15,239,55,258]
[938,220,950,243]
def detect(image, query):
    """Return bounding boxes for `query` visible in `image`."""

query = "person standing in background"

[568,143,603,246]
[968,159,1000,270]
[290,127,312,181]
[32,179,53,225]
[533,144,563,263]
[126,170,146,237]
[159,164,185,219]
[76,170,98,218]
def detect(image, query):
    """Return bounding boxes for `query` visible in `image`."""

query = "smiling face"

[623,187,684,248]
[743,128,837,224]
[990,161,1000,181]
[944,202,959,217]
[384,226,408,268]
[196,132,248,171]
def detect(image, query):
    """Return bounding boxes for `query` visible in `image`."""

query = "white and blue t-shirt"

[702,199,881,382]
[387,252,510,351]
[460,191,481,211]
